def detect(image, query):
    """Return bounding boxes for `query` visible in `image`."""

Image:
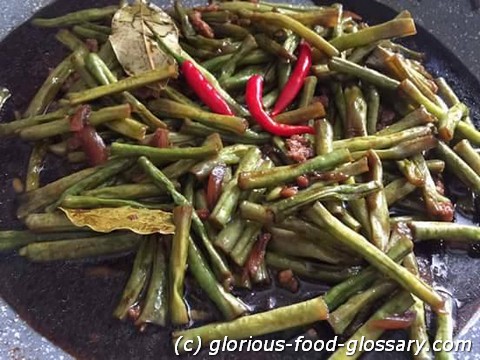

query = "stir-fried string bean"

[0,2,477,356]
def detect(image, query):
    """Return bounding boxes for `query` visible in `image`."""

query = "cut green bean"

[17,167,97,218]
[456,122,480,147]
[136,237,168,328]
[403,253,434,360]
[239,10,339,57]
[24,56,76,117]
[60,195,169,210]
[72,25,109,42]
[385,178,418,206]
[399,79,446,119]
[215,217,244,253]
[110,142,220,164]
[434,295,454,360]
[376,106,434,135]
[0,230,94,252]
[169,206,192,326]
[410,154,452,221]
[219,34,258,83]
[25,213,83,233]
[188,239,248,320]
[56,29,88,52]
[25,142,48,192]
[173,296,328,352]
[86,54,167,130]
[274,102,326,125]
[230,222,263,266]
[114,237,155,320]
[150,99,248,135]
[254,33,296,62]
[366,151,390,252]
[329,291,415,360]
[330,17,417,51]
[266,252,360,284]
[314,118,333,156]
[365,85,380,134]
[351,135,438,161]
[270,181,381,221]
[437,141,480,193]
[344,84,368,138]
[50,158,135,211]
[329,57,401,91]
[210,148,262,228]
[324,228,413,310]
[84,184,165,200]
[32,6,118,27]
[409,221,480,242]
[438,102,468,141]
[190,145,253,180]
[138,156,232,287]
[311,202,444,311]
[20,104,131,141]
[333,126,431,152]
[0,109,68,136]
[238,149,351,190]
[71,50,99,89]
[268,227,339,264]
[397,158,425,186]
[328,280,397,334]
[277,34,300,89]
[453,139,480,176]
[105,117,148,140]
[68,66,177,105]
[435,77,460,107]
[19,232,140,262]
[175,0,196,37]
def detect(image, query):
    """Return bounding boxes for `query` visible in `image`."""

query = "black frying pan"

[1,0,480,359]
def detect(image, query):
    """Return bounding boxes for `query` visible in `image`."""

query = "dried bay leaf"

[60,206,175,235]
[109,1,180,78]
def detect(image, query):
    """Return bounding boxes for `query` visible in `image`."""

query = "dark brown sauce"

[1,1,480,359]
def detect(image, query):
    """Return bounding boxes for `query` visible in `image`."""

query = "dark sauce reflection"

[0,0,480,359]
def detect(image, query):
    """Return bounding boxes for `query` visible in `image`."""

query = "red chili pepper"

[271,42,312,117]
[181,60,234,116]
[246,75,314,137]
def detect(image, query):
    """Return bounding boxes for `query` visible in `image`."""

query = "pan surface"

[0,0,480,359]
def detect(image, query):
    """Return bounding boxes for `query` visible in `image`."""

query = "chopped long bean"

[169,206,192,325]
[68,66,178,105]
[138,156,232,287]
[32,6,118,27]
[136,237,168,328]
[239,10,339,57]
[20,232,140,262]
[330,17,417,51]
[238,148,351,190]
[437,141,480,192]
[114,238,155,320]
[329,291,415,359]
[173,296,328,352]
[311,202,444,311]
